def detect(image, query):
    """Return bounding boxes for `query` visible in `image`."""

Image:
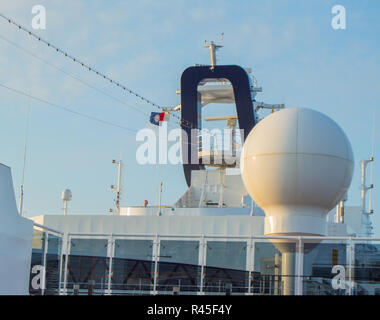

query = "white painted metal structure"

[164,43,283,114]
[241,107,354,237]
[61,189,72,216]
[0,163,34,295]
[111,160,122,215]
[360,157,374,237]
[204,40,223,70]
[27,222,380,296]
[240,107,355,295]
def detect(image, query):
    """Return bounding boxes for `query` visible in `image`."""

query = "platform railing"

[29,229,380,295]
[30,223,63,295]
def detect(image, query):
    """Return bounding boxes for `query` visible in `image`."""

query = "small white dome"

[240,107,354,236]
[61,189,72,201]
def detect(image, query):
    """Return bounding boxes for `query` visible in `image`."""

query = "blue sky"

[0,0,379,235]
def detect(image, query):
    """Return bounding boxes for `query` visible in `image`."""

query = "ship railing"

[30,223,64,296]
[28,229,380,296]
[33,222,63,236]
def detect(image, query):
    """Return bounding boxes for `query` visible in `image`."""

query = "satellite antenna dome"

[240,107,354,236]
[61,189,72,216]
[61,189,72,201]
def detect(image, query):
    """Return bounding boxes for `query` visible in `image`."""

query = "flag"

[150,112,170,126]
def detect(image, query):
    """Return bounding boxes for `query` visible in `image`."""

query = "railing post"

[107,234,114,295]
[199,235,206,295]
[58,233,65,295]
[153,235,159,295]
[347,237,354,296]
[63,233,70,295]
[295,237,303,295]
[41,232,48,295]
[247,238,254,295]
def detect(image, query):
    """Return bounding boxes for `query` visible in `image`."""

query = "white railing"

[30,226,380,296]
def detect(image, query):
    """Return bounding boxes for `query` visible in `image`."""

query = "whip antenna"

[369,111,375,214]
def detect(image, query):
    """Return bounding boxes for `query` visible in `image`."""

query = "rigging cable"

[0,13,196,129]
[0,34,183,131]
[0,34,150,118]
[0,82,138,134]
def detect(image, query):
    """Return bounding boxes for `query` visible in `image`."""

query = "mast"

[204,40,223,69]
[19,106,30,216]
[360,157,374,237]
[111,160,122,215]
[158,181,163,216]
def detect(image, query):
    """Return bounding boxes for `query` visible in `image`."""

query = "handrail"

[31,222,380,241]
[33,222,64,235]
[65,232,380,241]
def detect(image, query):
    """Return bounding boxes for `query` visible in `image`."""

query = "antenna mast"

[369,111,376,214]
[360,112,376,237]
[360,157,374,237]
[204,40,223,69]
[157,181,163,216]
[111,160,123,215]
[19,106,30,216]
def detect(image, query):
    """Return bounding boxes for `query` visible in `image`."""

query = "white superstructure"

[0,163,33,295]
[29,44,363,238]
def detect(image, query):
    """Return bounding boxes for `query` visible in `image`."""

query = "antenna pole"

[19,185,24,216]
[227,118,237,156]
[209,41,217,69]
[369,111,376,213]
[361,158,374,237]
[204,41,223,69]
[63,200,68,216]
[19,105,30,216]
[111,160,122,214]
[360,112,376,237]
[158,181,163,216]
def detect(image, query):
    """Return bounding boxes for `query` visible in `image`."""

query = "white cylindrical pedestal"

[282,252,295,295]
[264,214,327,237]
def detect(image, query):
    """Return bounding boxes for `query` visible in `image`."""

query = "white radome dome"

[241,107,354,236]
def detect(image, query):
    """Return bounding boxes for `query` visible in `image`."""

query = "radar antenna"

[361,157,374,237]
[360,111,376,237]
[369,111,375,215]
[204,40,223,69]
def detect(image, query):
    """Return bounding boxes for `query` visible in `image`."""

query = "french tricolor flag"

[150,112,170,126]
